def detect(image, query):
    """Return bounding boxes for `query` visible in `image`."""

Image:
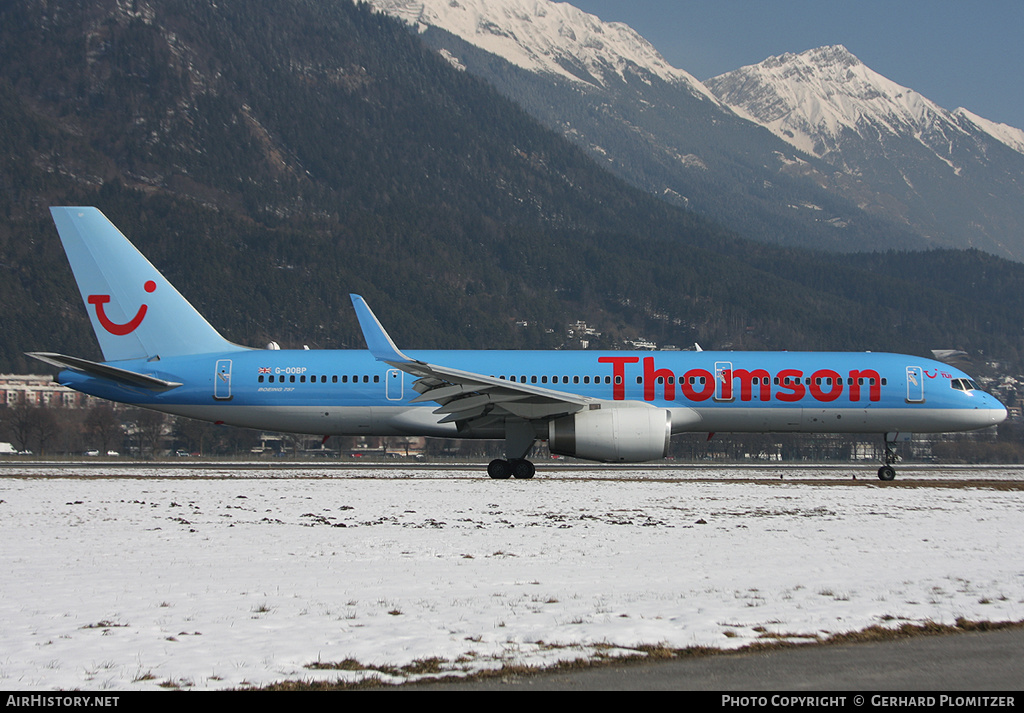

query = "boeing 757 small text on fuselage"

[29,208,1007,479]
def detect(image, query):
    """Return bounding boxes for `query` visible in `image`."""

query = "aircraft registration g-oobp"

[30,207,1007,480]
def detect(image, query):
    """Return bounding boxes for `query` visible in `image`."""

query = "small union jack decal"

[258,367,271,374]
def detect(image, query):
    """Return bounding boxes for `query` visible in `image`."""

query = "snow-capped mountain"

[369,0,921,254]
[706,46,1024,259]
[954,107,1024,156]
[705,45,1024,164]
[369,0,1024,260]
[370,0,720,103]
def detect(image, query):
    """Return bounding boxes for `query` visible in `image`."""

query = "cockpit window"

[950,379,981,392]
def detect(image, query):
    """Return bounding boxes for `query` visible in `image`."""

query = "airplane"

[28,207,1008,480]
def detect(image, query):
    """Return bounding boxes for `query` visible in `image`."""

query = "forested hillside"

[2,0,1024,374]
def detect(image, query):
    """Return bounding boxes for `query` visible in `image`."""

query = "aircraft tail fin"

[50,207,246,362]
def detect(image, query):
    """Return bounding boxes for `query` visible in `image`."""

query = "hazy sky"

[570,0,1024,130]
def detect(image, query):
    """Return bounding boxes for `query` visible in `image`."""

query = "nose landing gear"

[877,434,900,481]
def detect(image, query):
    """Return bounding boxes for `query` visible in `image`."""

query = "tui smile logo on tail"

[88,280,156,335]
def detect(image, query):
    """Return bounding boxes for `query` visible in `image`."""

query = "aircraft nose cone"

[992,403,1008,425]
[981,394,1008,426]
[958,394,1008,430]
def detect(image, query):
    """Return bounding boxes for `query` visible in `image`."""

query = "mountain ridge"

[370,0,1024,260]
[379,1,927,254]
[371,0,721,103]
[707,44,1024,259]
[706,44,1024,164]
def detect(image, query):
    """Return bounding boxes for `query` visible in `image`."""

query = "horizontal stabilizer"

[26,352,182,392]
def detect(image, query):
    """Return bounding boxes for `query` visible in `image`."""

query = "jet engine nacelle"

[548,406,671,463]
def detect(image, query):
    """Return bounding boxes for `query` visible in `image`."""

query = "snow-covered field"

[1,464,1022,690]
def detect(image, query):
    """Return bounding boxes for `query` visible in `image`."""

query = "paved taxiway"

[406,626,1024,690]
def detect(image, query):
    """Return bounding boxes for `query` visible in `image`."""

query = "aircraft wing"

[350,295,595,426]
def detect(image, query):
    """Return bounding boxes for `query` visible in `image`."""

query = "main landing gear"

[487,458,536,479]
[877,434,899,481]
[488,420,538,479]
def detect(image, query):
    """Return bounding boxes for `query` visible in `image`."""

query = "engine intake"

[548,406,671,463]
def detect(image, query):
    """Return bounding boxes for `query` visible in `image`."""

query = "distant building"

[570,321,601,338]
[0,374,94,409]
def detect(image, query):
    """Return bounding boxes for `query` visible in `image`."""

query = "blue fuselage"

[59,349,1007,439]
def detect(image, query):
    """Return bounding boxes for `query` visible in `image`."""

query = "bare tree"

[30,407,59,456]
[84,403,123,454]
[4,403,34,453]
[127,408,169,458]
[174,416,217,456]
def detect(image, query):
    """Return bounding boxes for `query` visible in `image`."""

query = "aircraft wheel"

[510,459,535,479]
[877,465,896,481]
[488,459,512,479]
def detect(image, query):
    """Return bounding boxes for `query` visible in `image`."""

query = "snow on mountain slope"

[707,45,1024,168]
[706,45,969,161]
[369,0,721,103]
[954,107,1024,155]
[705,45,1024,260]
[366,1,1024,258]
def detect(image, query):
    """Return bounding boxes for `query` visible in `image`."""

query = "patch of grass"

[81,620,128,630]
[825,617,1024,644]
[399,657,447,675]
[305,656,449,678]
[307,658,370,671]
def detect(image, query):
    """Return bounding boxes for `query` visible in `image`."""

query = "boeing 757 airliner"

[29,207,1007,479]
